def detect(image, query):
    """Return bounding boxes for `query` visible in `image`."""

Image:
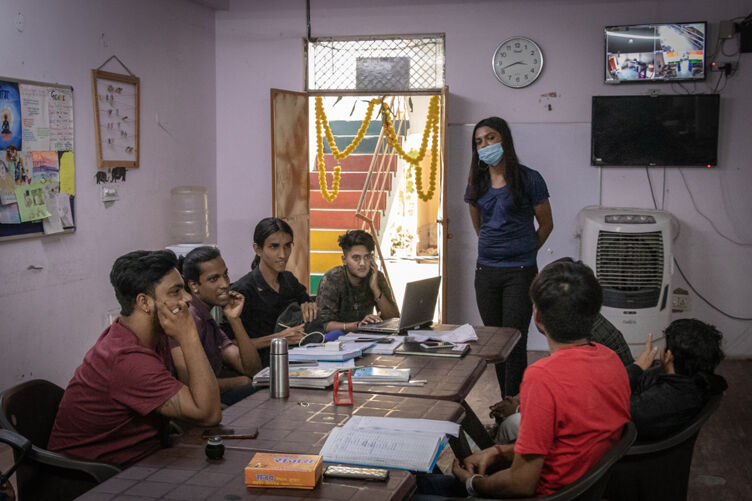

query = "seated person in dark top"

[48,250,221,466]
[628,318,726,440]
[418,260,630,498]
[315,229,399,333]
[172,246,262,406]
[227,217,318,366]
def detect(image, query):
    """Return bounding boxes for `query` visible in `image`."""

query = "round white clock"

[492,37,544,88]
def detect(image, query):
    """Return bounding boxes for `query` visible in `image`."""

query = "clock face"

[492,37,544,88]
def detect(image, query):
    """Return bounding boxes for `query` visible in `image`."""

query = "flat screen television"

[591,94,720,167]
[605,22,707,83]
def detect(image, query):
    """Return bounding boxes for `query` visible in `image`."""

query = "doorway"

[269,89,448,322]
[307,94,446,320]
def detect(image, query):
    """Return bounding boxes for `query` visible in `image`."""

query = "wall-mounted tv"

[605,22,707,84]
[591,94,720,167]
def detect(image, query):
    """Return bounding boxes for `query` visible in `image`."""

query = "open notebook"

[319,416,459,472]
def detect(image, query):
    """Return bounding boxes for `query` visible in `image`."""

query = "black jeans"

[474,263,537,397]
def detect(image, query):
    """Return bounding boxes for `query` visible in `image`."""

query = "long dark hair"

[251,217,294,269]
[467,117,525,206]
[179,246,221,284]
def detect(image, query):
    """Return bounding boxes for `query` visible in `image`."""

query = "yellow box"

[244,453,323,489]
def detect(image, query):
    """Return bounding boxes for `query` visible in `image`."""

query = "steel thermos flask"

[270,338,289,398]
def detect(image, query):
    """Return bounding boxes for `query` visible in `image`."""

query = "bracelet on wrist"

[466,474,482,497]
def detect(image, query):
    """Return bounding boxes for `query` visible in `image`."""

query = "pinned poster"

[32,150,59,184]
[14,181,51,222]
[0,155,16,205]
[19,84,51,151]
[56,192,73,227]
[42,184,63,234]
[0,203,20,224]
[0,80,23,150]
[58,151,75,195]
[48,87,73,151]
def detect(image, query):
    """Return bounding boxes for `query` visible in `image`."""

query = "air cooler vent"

[596,230,664,308]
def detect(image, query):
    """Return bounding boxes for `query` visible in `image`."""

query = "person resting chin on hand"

[316,230,399,333]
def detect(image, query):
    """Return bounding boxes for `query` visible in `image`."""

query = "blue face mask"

[478,142,504,167]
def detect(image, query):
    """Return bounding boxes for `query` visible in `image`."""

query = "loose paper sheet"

[408,323,478,343]
[0,157,16,205]
[42,184,63,234]
[0,203,20,224]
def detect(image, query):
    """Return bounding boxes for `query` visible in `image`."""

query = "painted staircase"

[309,119,398,294]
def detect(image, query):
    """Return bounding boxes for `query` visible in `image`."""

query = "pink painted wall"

[0,0,217,388]
[216,0,752,355]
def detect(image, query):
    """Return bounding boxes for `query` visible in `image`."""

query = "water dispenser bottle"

[170,186,209,244]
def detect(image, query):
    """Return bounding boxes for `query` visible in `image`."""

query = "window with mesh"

[306,34,445,92]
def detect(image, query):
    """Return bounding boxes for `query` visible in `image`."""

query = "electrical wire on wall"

[644,168,752,321]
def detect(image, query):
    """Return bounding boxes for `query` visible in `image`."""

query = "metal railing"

[355,97,409,299]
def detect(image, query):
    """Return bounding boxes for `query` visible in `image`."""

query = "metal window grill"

[596,230,664,291]
[306,34,445,92]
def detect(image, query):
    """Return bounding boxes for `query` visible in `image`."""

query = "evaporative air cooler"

[578,206,678,355]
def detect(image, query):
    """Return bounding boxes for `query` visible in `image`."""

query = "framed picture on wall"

[91,69,140,168]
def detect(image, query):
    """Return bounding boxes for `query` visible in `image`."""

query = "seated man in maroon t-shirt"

[172,246,262,406]
[417,260,631,498]
[48,250,222,467]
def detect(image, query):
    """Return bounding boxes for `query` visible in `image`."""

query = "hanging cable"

[679,169,752,246]
[645,169,751,320]
[673,259,752,320]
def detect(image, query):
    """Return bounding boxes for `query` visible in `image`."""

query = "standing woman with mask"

[465,117,553,397]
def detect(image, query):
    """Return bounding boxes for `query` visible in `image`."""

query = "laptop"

[358,276,441,334]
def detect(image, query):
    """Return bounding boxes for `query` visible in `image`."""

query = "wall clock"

[492,37,544,88]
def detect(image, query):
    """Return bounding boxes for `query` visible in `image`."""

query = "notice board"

[0,76,75,241]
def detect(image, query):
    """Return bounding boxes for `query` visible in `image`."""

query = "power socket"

[710,61,737,74]
[671,288,690,312]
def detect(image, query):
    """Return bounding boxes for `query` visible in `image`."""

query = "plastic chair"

[0,429,31,500]
[603,394,723,501]
[433,422,636,501]
[0,379,121,501]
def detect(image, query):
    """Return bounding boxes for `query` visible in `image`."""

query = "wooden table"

[78,389,465,501]
[351,325,520,452]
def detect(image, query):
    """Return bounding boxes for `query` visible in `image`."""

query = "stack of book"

[351,367,411,385]
[252,366,337,389]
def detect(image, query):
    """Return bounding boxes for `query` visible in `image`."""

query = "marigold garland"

[313,95,441,203]
[381,95,441,201]
[314,96,381,202]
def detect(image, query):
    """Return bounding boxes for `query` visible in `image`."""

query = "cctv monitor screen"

[605,22,707,83]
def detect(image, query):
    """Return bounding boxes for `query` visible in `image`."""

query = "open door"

[270,89,310,291]
[438,86,449,323]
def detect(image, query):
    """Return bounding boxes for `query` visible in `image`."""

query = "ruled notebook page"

[319,427,443,472]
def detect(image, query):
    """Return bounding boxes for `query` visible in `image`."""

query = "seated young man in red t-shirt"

[48,250,222,467]
[419,260,630,498]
